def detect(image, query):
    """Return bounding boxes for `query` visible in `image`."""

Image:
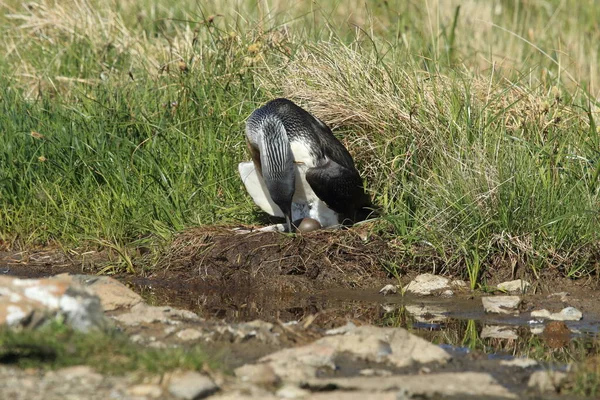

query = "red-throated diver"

[239,98,372,232]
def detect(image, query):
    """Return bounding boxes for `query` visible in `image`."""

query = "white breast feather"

[238,155,339,227]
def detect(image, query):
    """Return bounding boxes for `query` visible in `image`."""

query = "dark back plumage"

[245,98,374,226]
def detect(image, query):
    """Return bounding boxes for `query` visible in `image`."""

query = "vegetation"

[1,0,599,283]
[0,321,219,374]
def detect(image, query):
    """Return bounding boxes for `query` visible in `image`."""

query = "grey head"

[246,109,295,232]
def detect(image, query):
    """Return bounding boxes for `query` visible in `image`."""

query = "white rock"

[403,274,450,295]
[276,384,310,399]
[325,321,357,335]
[258,326,451,382]
[500,358,538,368]
[556,307,583,321]
[379,284,399,295]
[168,371,218,399]
[359,368,393,377]
[497,279,531,293]
[0,276,108,332]
[482,296,521,314]
[530,309,552,319]
[530,307,582,321]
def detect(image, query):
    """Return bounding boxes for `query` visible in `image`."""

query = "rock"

[304,372,516,399]
[275,384,311,399]
[214,320,280,345]
[168,371,218,399]
[309,393,397,400]
[403,274,450,295]
[450,279,467,288]
[497,279,531,293]
[177,328,203,341]
[235,364,279,385]
[378,284,399,295]
[500,358,538,368]
[359,368,393,377]
[113,303,199,326]
[257,325,450,382]
[127,383,163,398]
[482,296,521,314]
[71,275,143,311]
[530,307,582,321]
[527,370,567,393]
[481,325,519,340]
[0,276,109,332]
[325,321,357,335]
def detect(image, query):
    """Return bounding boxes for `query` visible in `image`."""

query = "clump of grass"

[0,321,220,375]
[0,0,599,283]
[257,39,599,284]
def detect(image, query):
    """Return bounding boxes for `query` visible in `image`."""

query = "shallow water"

[128,276,600,362]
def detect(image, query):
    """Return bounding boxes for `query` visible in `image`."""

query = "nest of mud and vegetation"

[150,223,600,293]
[153,224,404,292]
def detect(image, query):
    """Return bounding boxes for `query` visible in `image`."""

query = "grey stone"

[482,296,521,314]
[168,371,218,399]
[497,279,531,293]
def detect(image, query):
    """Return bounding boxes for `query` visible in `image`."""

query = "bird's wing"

[305,159,371,221]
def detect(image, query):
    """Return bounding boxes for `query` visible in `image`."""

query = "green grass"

[0,321,220,375]
[0,0,599,284]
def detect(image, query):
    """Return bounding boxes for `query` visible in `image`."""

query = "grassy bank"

[1,0,599,283]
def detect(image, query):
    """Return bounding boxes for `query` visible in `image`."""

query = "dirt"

[1,227,600,398]
[2,226,600,332]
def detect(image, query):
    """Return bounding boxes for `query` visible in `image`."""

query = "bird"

[238,98,373,232]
